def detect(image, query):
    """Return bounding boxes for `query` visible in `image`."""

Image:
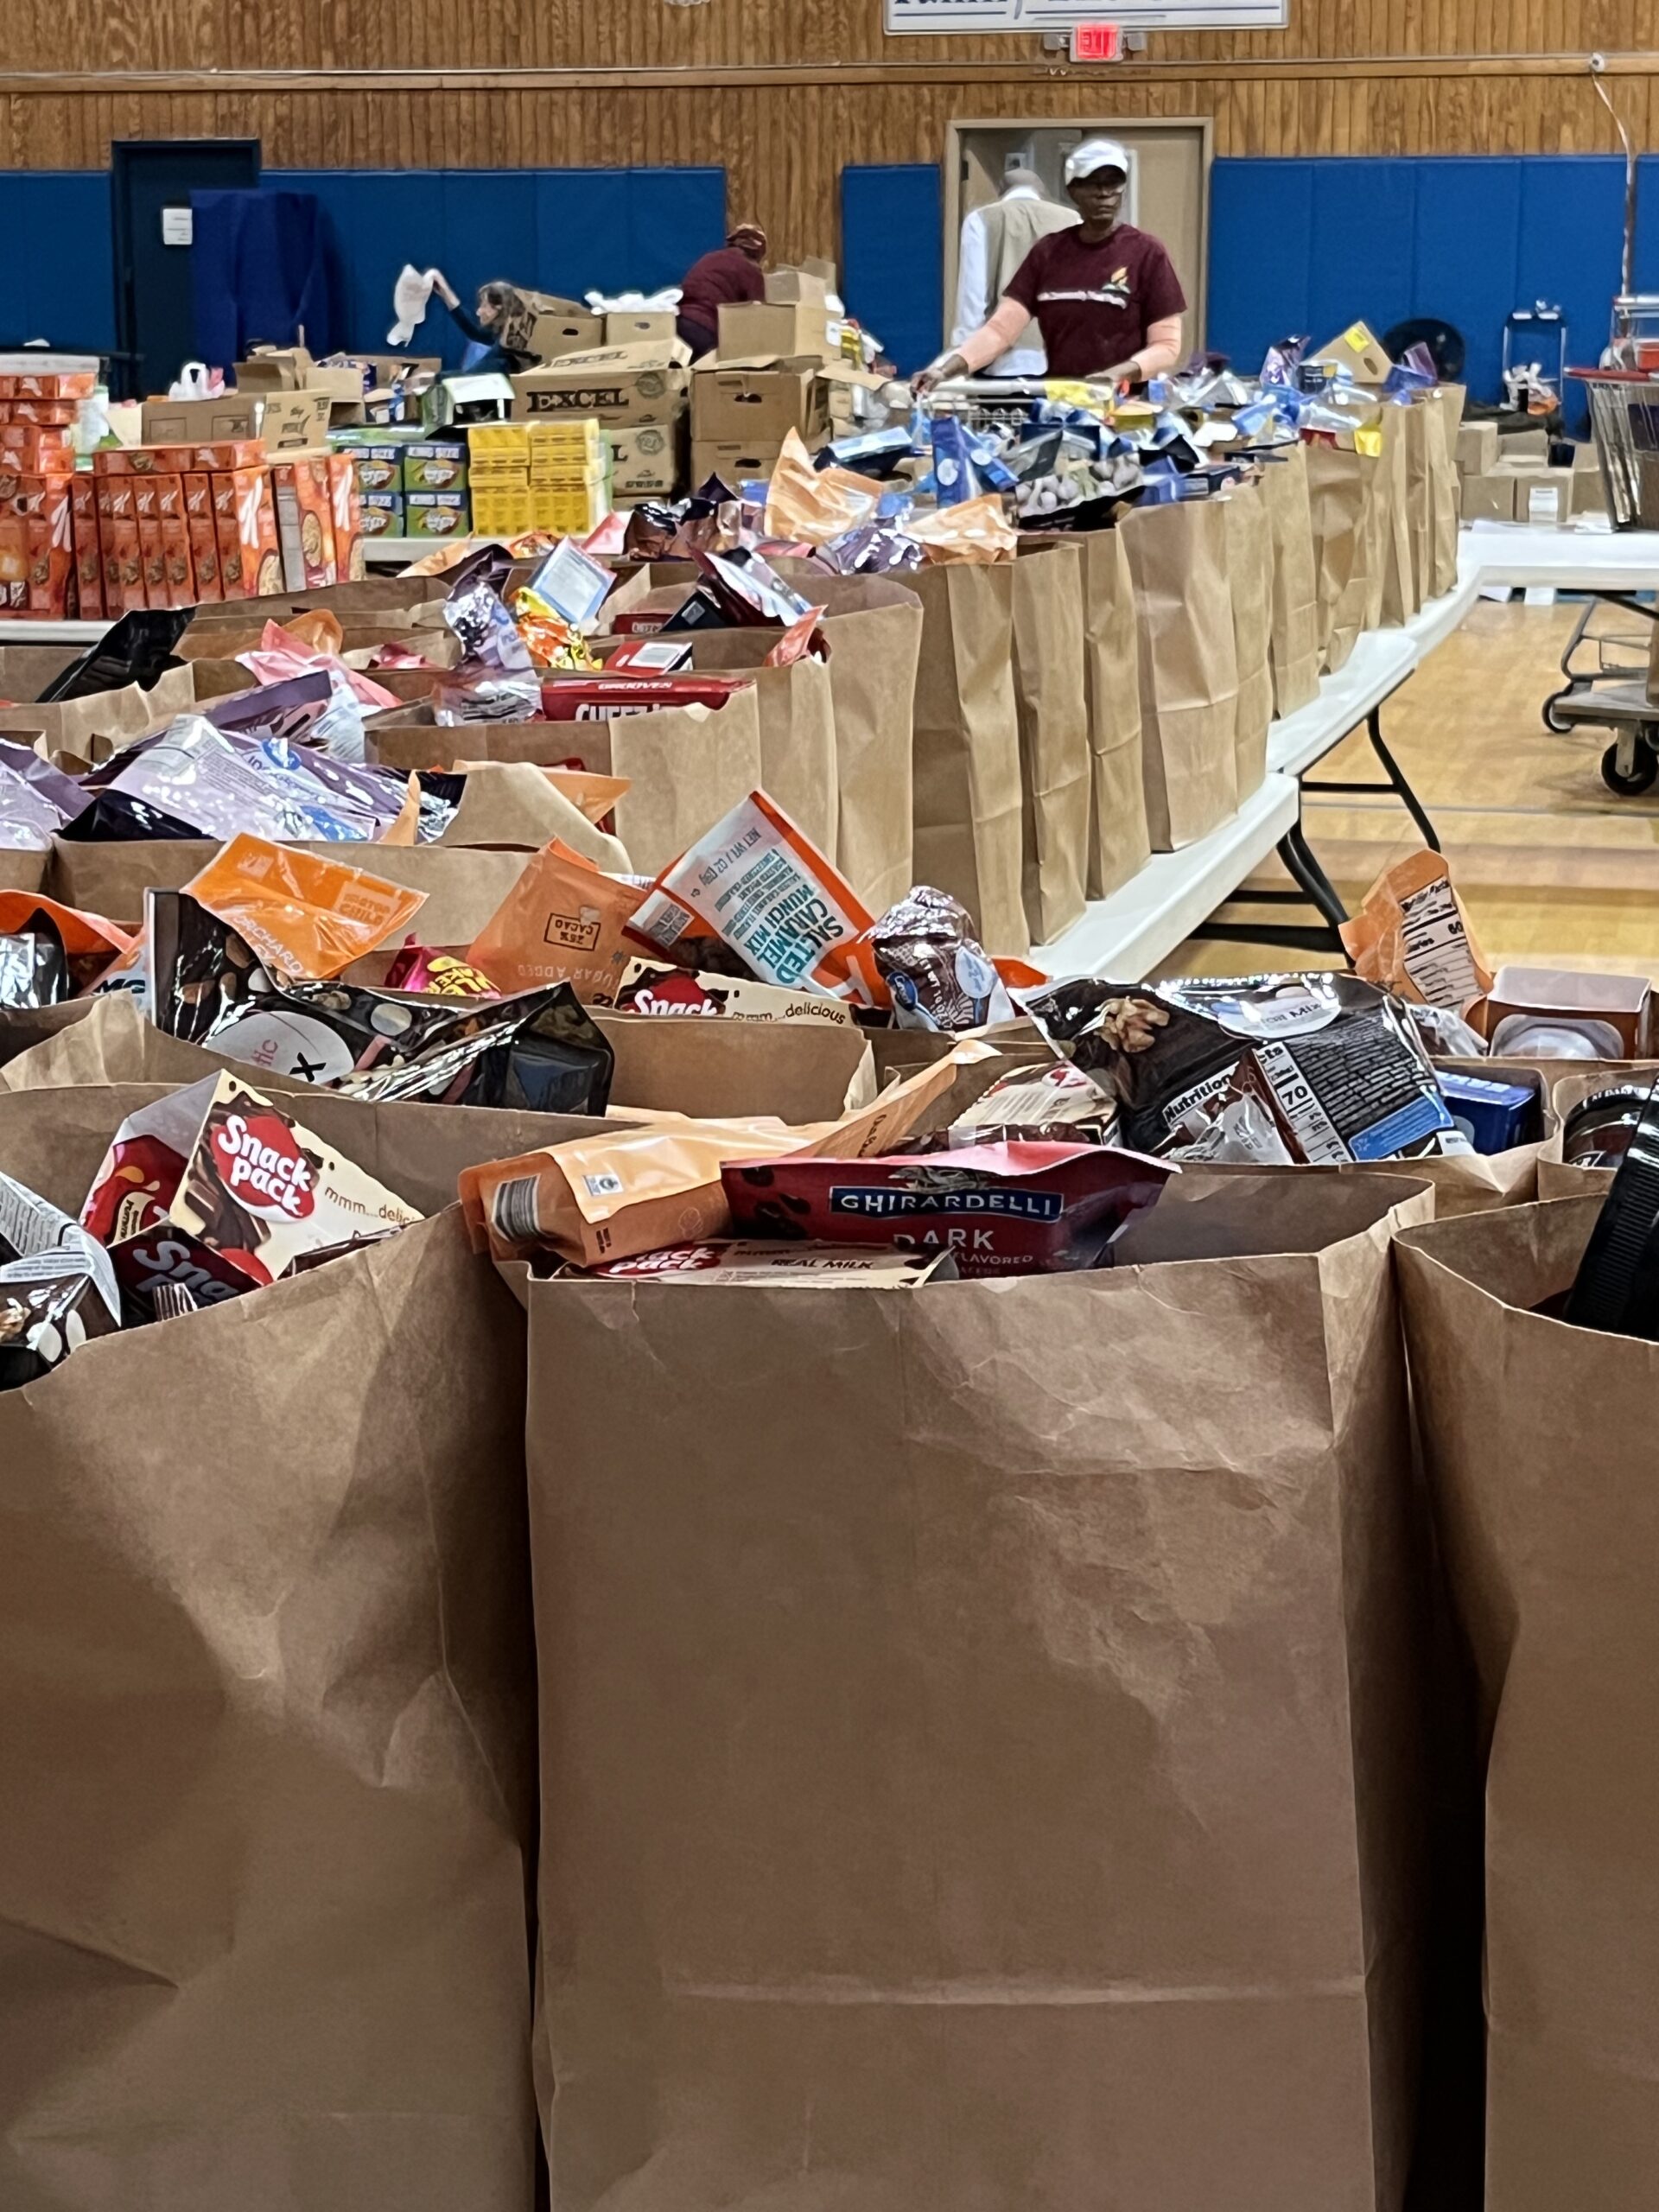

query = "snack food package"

[838,884,1018,1031]
[0,1165,121,1382]
[1340,849,1494,1008]
[183,834,429,981]
[628,789,874,993]
[80,1069,423,1311]
[1028,971,1459,1163]
[582,1239,959,1285]
[906,491,1018,564]
[467,844,644,1004]
[763,429,884,546]
[723,1138,1173,1277]
[613,959,856,1025]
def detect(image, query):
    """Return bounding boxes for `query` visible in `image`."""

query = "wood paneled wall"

[4,1,1658,264]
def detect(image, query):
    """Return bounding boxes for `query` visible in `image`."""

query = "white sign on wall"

[887,0,1287,28]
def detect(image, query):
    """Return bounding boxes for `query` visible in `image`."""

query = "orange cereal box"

[271,454,337,589]
[96,475,146,614]
[133,476,168,605]
[213,466,282,601]
[326,451,365,582]
[70,471,105,620]
[181,473,220,602]
[156,474,194,607]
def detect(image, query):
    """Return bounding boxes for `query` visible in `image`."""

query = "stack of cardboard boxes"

[1458,420,1605,526]
[332,430,470,542]
[0,365,90,617]
[237,346,439,432]
[512,346,690,507]
[467,421,610,537]
[690,357,832,487]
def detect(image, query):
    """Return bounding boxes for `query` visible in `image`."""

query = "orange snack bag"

[763,429,883,546]
[459,1047,983,1267]
[467,843,644,1004]
[1339,849,1493,1007]
[182,834,428,982]
[908,492,1017,565]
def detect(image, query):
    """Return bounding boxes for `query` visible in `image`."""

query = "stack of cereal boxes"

[468,420,609,539]
[332,429,469,543]
[0,365,91,618]
[85,443,363,616]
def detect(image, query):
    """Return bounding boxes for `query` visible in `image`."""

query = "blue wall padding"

[1209,154,1659,426]
[0,166,726,369]
[842,163,944,377]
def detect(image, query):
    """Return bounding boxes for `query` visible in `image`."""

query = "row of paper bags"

[0,1020,1642,2212]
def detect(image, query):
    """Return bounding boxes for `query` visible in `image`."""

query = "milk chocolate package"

[1027,972,1459,1163]
[79,1071,422,1316]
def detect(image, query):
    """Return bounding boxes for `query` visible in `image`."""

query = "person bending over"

[676,225,769,361]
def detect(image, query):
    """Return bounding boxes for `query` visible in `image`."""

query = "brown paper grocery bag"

[1307,440,1374,673]
[1403,404,1434,613]
[1427,389,1463,599]
[47,836,536,942]
[0,846,51,896]
[686,632,839,860]
[438,760,630,868]
[1223,480,1274,804]
[1011,537,1090,944]
[563,685,764,878]
[1397,1198,1659,2212]
[1260,442,1322,717]
[598,1007,874,1122]
[1066,527,1150,899]
[1122,498,1241,849]
[1373,411,1417,629]
[0,995,95,1068]
[0,663,195,765]
[527,1172,1435,2212]
[769,565,922,917]
[909,560,1027,954]
[0,1078,559,2212]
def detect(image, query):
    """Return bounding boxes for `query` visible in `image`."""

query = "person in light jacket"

[918,138,1185,394]
[952,168,1078,379]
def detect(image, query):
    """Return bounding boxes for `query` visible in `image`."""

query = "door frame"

[941,115,1213,353]
[111,137,263,399]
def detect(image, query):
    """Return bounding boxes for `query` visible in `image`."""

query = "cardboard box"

[529,313,607,363]
[1460,471,1515,523]
[235,346,315,392]
[181,474,221,602]
[156,474,194,604]
[1501,426,1551,461]
[340,442,410,495]
[1455,421,1500,474]
[22,475,73,616]
[512,344,691,429]
[404,490,471,540]
[607,423,681,501]
[468,486,534,537]
[467,423,531,466]
[716,302,830,363]
[692,357,829,447]
[359,491,405,539]
[401,439,469,493]
[493,289,592,354]
[258,391,334,453]
[765,268,831,307]
[1312,319,1394,385]
[1515,466,1577,527]
[132,475,168,607]
[821,363,889,431]
[213,467,282,600]
[691,440,785,488]
[96,477,146,613]
[141,394,260,446]
[530,486,610,535]
[70,471,105,619]
[605,312,677,347]
[327,452,364,582]
[272,454,339,588]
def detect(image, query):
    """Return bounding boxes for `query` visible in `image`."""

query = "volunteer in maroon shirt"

[676,225,768,360]
[915,141,1185,392]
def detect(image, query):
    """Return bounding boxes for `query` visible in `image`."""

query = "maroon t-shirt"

[1002,224,1186,377]
[678,247,766,338]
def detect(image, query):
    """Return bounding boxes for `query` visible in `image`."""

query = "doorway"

[943,118,1210,355]
[111,139,262,401]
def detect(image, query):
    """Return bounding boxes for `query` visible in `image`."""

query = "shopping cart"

[921,374,1121,446]
[1541,595,1657,733]
[1570,365,1659,529]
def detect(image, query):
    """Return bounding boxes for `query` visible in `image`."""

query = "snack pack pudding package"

[183,834,429,982]
[1027,971,1460,1163]
[1567,1078,1659,1338]
[466,843,644,1005]
[721,1139,1174,1278]
[580,1239,959,1286]
[461,1046,982,1267]
[0,1166,121,1384]
[150,891,615,1112]
[80,1071,423,1317]
[1340,849,1493,1007]
[839,886,1019,1032]
[613,958,856,1026]
[629,790,874,993]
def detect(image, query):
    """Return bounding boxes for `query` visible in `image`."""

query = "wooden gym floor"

[1168,597,1659,977]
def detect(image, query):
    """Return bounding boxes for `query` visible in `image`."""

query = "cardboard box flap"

[525,340,690,374]
[695,354,823,376]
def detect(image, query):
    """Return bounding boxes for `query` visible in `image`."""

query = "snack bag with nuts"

[80,1071,423,1317]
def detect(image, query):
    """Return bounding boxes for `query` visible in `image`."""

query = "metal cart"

[1541,594,1659,732]
[1571,365,1659,529]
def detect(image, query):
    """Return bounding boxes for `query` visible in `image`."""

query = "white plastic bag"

[388,265,441,346]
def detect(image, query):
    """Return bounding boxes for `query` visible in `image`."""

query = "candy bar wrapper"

[613,959,856,1027]
[629,790,874,994]
[582,1240,959,1286]
[0,1166,122,1381]
[949,1058,1117,1143]
[461,1047,979,1267]
[1,929,70,1009]
[538,674,752,721]
[722,1138,1173,1278]
[467,847,644,1005]
[1339,849,1493,1008]
[183,834,429,982]
[80,1071,423,1315]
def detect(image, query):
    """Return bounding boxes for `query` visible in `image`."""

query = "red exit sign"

[1071,22,1122,57]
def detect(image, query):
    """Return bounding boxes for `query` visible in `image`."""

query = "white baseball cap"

[1064,138,1131,185]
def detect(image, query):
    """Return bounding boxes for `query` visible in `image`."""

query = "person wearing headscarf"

[917,140,1185,394]
[676,225,769,360]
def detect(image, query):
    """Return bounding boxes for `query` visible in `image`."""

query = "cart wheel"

[1601,740,1659,797]
[1542,689,1577,734]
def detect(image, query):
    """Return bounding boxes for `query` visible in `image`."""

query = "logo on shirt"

[1038,266,1132,310]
